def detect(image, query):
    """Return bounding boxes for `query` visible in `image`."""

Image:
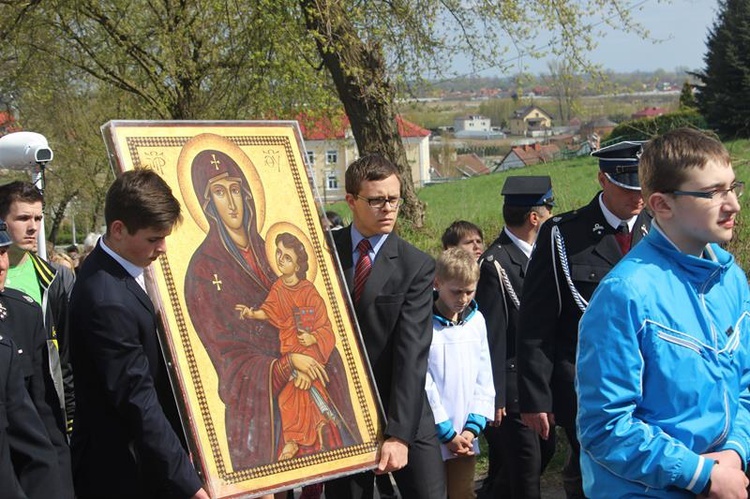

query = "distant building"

[452,114,505,140]
[0,111,20,136]
[509,106,553,136]
[298,113,430,202]
[454,115,491,132]
[496,142,560,171]
[631,107,667,119]
[455,153,491,177]
[429,152,491,180]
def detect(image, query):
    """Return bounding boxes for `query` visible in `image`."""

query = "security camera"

[0,131,53,170]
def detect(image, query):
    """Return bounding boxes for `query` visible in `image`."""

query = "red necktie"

[615,222,633,255]
[353,239,372,303]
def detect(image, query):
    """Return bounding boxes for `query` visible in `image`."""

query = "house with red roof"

[496,142,561,171]
[631,107,667,119]
[297,113,430,202]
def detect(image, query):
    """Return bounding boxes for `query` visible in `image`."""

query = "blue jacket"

[576,224,750,497]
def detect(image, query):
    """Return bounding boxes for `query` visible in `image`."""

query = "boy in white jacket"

[426,248,495,499]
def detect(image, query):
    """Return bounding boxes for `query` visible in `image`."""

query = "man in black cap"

[475,176,557,499]
[516,142,651,498]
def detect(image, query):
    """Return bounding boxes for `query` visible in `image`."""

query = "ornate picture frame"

[101,121,383,498]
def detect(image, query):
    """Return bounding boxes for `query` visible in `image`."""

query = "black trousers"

[561,424,585,499]
[479,412,556,499]
[325,420,446,499]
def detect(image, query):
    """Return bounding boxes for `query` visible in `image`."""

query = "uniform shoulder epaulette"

[3,287,37,307]
[480,244,505,264]
[550,209,581,226]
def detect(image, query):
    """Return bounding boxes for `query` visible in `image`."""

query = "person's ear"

[648,192,674,219]
[433,277,441,291]
[345,193,357,211]
[529,211,539,227]
[109,220,126,241]
[597,171,606,189]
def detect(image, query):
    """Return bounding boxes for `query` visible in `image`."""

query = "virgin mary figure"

[184,148,360,471]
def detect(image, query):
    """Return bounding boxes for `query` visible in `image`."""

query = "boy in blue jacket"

[577,128,750,497]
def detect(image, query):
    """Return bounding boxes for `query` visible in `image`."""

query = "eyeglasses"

[356,195,404,209]
[666,181,744,201]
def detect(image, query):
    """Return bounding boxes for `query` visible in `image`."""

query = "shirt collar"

[350,225,389,259]
[503,227,533,258]
[100,237,145,281]
[598,193,636,232]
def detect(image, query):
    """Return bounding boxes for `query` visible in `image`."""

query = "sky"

[585,0,719,73]
[455,0,720,77]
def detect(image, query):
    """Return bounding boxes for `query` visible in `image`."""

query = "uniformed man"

[516,142,651,498]
[0,335,62,499]
[0,220,64,499]
[475,176,557,499]
[0,216,75,498]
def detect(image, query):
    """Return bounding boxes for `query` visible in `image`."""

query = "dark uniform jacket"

[70,243,202,499]
[0,334,61,499]
[475,229,528,412]
[516,194,651,427]
[0,287,73,498]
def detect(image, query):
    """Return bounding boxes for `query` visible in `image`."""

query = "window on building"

[326,150,338,164]
[306,151,315,165]
[327,172,339,189]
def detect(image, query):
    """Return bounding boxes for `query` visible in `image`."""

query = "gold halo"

[264,222,318,283]
[177,133,265,234]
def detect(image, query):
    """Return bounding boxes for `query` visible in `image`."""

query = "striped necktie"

[353,238,373,303]
[615,221,632,255]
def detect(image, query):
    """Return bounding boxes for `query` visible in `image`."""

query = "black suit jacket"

[516,194,651,427]
[333,227,435,444]
[0,334,61,499]
[69,243,202,499]
[475,229,528,412]
[0,288,73,498]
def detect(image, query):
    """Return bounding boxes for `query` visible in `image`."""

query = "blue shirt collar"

[350,225,389,261]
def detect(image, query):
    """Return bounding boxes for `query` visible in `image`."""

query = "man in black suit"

[69,169,207,499]
[516,142,651,498]
[475,176,557,499]
[326,154,446,499]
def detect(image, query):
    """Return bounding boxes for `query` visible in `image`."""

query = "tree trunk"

[300,0,426,228]
[47,192,77,245]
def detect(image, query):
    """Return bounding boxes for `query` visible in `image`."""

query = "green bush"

[607,110,708,142]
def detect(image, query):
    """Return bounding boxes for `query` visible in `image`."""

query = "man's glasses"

[666,181,744,201]
[356,195,404,209]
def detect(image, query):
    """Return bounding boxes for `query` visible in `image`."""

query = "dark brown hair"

[639,128,731,201]
[345,154,402,195]
[104,169,182,234]
[0,181,43,219]
[441,220,484,249]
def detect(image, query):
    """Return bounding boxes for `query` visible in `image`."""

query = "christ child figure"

[236,232,341,461]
